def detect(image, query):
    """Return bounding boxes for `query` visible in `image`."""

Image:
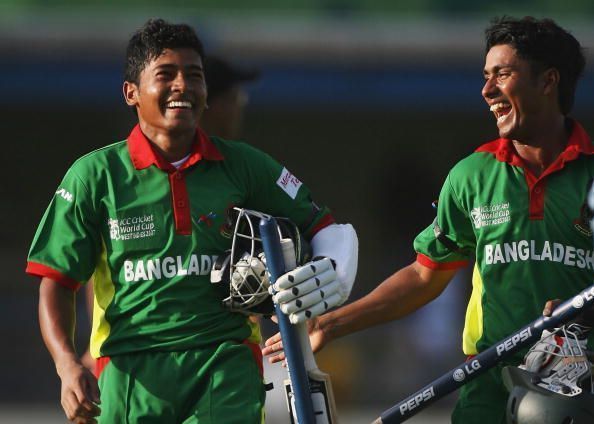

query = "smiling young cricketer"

[26,19,360,424]
[264,16,594,423]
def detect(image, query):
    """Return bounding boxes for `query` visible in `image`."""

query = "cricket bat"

[373,283,594,423]
[279,237,338,424]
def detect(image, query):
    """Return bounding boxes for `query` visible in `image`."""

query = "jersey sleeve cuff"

[308,213,336,238]
[416,253,468,270]
[26,262,82,291]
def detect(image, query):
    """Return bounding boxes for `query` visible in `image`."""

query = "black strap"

[432,217,465,254]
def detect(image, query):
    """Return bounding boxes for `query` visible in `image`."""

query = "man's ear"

[541,68,560,96]
[123,81,139,106]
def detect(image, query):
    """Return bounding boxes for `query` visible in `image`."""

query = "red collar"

[475,120,593,171]
[127,124,224,171]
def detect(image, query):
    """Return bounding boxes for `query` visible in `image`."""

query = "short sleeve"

[26,165,101,289]
[414,173,475,269]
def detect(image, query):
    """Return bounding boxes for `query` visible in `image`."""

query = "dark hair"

[485,16,585,115]
[124,18,205,84]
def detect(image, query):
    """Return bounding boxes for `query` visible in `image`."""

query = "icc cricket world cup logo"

[109,218,121,241]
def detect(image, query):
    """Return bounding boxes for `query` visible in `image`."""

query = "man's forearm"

[318,262,455,344]
[38,278,79,374]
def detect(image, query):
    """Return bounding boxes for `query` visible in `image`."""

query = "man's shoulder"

[70,140,128,171]
[209,136,261,153]
[66,140,128,182]
[209,136,270,163]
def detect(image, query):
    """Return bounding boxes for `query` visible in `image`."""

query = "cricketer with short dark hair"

[265,16,594,423]
[485,16,585,116]
[27,18,358,423]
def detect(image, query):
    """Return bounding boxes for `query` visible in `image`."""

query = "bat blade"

[308,368,338,424]
[284,368,337,424]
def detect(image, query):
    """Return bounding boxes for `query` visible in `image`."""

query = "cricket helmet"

[211,207,311,315]
[502,324,594,424]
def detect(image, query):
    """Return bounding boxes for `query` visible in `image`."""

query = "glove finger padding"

[271,256,341,324]
[288,293,342,324]
[278,280,342,314]
[273,267,337,303]
[273,257,334,291]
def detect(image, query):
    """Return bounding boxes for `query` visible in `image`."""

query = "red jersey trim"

[475,120,593,220]
[475,120,593,163]
[243,340,264,377]
[126,124,224,171]
[416,253,468,270]
[25,262,82,291]
[95,356,111,379]
[169,171,192,235]
[308,214,336,238]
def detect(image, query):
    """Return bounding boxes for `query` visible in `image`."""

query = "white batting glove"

[271,257,342,324]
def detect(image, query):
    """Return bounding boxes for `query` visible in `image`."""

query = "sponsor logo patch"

[276,167,302,200]
[108,213,156,241]
[470,202,510,229]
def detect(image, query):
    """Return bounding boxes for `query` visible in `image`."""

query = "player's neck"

[512,115,568,177]
[139,123,196,162]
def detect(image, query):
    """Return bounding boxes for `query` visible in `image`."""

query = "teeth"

[167,101,192,109]
[489,102,509,112]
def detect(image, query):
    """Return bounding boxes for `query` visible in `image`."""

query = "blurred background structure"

[3,1,594,422]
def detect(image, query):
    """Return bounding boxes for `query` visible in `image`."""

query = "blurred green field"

[2,0,594,18]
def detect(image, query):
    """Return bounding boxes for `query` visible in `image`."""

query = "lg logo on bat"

[452,359,481,382]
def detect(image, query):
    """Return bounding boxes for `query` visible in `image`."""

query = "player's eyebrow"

[483,64,514,76]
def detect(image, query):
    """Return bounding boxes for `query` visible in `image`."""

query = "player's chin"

[165,117,198,133]
[495,121,514,139]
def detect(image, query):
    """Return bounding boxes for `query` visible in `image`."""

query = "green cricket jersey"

[414,120,594,358]
[27,125,333,358]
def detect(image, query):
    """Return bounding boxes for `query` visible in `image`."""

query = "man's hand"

[262,317,326,364]
[543,297,594,329]
[542,299,561,317]
[271,257,342,324]
[56,358,101,424]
